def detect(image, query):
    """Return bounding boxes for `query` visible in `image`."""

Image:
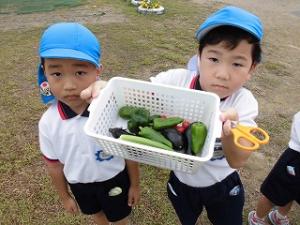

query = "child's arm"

[220,108,253,169]
[44,159,79,214]
[125,160,140,207]
[80,80,107,103]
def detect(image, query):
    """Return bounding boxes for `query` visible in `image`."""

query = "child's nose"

[63,77,77,90]
[215,66,230,80]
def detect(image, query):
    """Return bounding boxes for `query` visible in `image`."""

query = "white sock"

[275,210,287,219]
[255,212,265,220]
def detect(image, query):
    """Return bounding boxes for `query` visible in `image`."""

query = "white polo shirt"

[150,69,258,187]
[289,111,300,152]
[39,101,125,184]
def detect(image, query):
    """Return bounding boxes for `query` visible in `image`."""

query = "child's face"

[198,40,256,99]
[44,58,101,113]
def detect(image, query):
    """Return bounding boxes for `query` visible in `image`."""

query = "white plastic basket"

[84,77,221,174]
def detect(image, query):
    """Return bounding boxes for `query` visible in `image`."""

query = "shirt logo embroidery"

[95,150,113,161]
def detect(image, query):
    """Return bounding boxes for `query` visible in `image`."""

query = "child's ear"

[97,64,103,76]
[249,63,257,74]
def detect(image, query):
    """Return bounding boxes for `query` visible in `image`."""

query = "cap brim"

[196,22,261,42]
[40,48,99,67]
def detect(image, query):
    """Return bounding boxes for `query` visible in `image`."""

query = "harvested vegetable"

[119,106,151,134]
[176,120,190,133]
[131,107,150,126]
[149,114,161,122]
[118,105,137,119]
[109,128,132,138]
[191,122,207,155]
[184,122,207,155]
[184,125,193,155]
[153,117,183,130]
[127,120,139,134]
[139,126,172,148]
[119,134,173,150]
[161,128,186,152]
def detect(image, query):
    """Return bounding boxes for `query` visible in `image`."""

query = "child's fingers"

[80,87,93,103]
[91,80,108,98]
[222,120,232,136]
[220,107,238,122]
[128,194,139,207]
[67,201,79,214]
[80,80,108,103]
[128,196,134,207]
[73,207,79,214]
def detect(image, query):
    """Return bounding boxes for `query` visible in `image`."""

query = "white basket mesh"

[84,77,221,174]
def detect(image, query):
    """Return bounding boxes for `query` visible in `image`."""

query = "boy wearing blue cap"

[38,22,140,225]
[82,5,264,225]
[248,112,300,225]
[149,6,264,225]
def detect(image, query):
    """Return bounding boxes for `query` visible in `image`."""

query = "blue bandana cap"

[38,22,101,104]
[195,6,263,42]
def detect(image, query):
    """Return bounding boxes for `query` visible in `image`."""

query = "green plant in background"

[140,0,161,9]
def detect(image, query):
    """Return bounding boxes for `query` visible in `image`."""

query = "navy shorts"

[261,148,300,206]
[167,171,244,225]
[69,168,131,222]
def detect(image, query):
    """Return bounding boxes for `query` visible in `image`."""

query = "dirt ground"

[1,0,299,224]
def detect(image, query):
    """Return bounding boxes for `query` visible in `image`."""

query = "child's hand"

[127,185,140,207]
[80,80,107,103]
[220,107,253,168]
[220,107,239,137]
[62,195,79,214]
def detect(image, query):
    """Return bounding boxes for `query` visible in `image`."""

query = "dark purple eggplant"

[161,128,186,152]
[184,125,193,155]
[109,128,132,138]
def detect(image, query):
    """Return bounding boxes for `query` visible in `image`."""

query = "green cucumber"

[139,126,173,148]
[119,134,173,151]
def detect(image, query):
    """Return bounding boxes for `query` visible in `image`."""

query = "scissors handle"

[232,124,270,151]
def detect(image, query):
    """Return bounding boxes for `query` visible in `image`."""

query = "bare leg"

[277,201,293,216]
[92,211,110,225]
[256,195,274,218]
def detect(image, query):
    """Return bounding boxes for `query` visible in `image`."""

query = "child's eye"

[233,63,243,67]
[50,72,62,77]
[75,71,87,76]
[209,57,218,63]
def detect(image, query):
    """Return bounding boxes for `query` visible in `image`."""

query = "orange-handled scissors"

[231,122,270,151]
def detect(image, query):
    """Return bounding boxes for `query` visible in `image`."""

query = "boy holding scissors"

[82,5,266,225]
[248,112,300,225]
[149,6,264,225]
